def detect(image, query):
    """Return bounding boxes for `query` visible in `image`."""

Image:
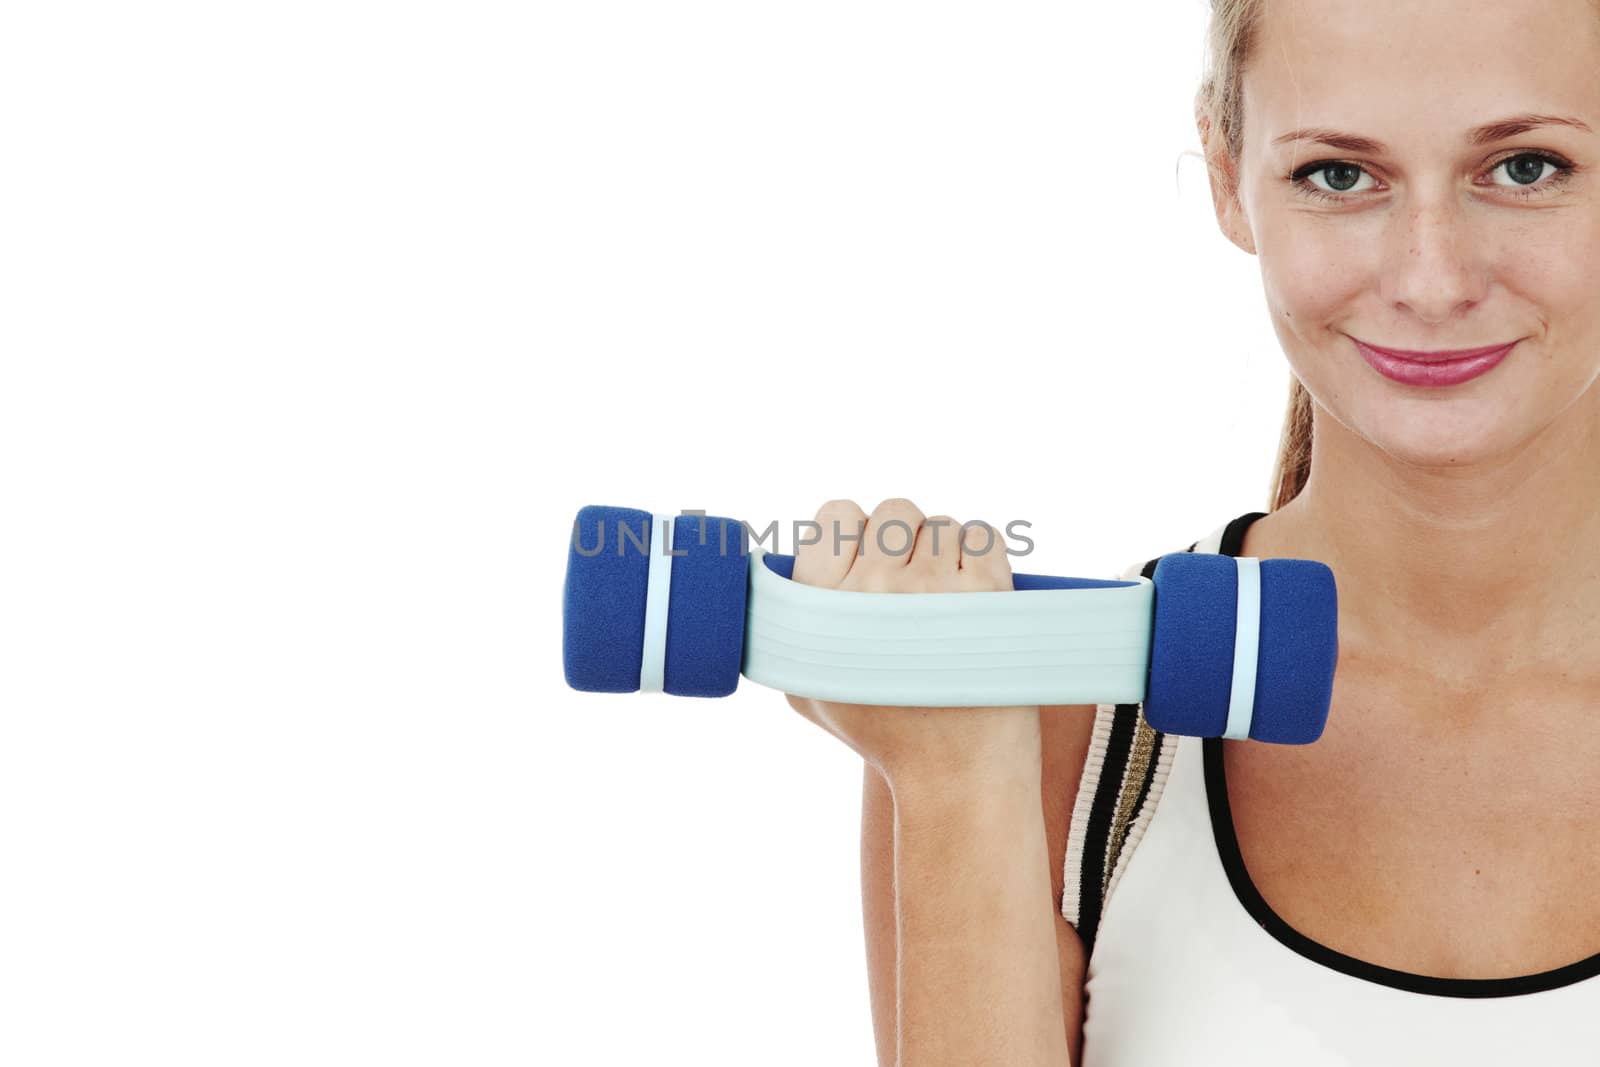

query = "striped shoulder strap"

[1060,521,1229,955]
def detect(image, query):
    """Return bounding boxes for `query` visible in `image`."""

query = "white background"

[3,2,1296,1063]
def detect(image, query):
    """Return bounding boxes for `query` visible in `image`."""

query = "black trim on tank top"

[1204,509,1600,998]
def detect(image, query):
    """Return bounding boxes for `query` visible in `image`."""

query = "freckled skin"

[1208,0,1600,474]
[1198,0,1600,657]
[1196,0,1600,979]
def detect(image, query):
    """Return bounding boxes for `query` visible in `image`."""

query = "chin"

[1318,381,1521,470]
[1368,408,1533,469]
[1371,436,1506,470]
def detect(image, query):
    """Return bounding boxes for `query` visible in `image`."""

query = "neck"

[1258,386,1600,683]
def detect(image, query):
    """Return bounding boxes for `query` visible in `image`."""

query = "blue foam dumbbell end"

[563,504,748,697]
[1146,552,1336,743]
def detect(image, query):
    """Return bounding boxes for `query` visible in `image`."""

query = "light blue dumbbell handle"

[740,546,1154,707]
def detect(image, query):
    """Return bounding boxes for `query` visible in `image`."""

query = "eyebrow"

[1271,113,1595,154]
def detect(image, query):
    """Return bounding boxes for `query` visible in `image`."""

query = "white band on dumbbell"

[1223,556,1260,741]
[638,512,675,692]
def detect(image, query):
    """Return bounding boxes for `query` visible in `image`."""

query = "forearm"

[889,757,1072,1066]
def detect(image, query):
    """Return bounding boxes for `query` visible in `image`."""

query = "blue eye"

[1488,154,1568,190]
[1295,162,1377,199]
[1288,151,1578,203]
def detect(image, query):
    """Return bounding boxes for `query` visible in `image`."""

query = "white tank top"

[1064,511,1600,1065]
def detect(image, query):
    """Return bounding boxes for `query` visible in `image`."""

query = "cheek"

[1252,219,1370,344]
[1252,206,1600,344]
[1492,212,1600,337]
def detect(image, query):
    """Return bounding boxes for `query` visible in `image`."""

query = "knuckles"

[796,499,1013,594]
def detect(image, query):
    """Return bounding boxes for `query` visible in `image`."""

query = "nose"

[1378,192,1489,325]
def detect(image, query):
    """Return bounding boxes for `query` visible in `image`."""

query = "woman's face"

[1217,0,1600,470]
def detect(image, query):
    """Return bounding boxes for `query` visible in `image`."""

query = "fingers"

[792,499,1013,592]
[957,518,1014,591]
[907,514,961,578]
[861,498,925,567]
[793,498,867,588]
[844,498,925,591]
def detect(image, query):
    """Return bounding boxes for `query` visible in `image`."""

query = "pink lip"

[1351,336,1518,387]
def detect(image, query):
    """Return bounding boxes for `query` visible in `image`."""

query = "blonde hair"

[1196,0,1313,512]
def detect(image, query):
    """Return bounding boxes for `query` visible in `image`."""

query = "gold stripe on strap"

[1101,711,1158,897]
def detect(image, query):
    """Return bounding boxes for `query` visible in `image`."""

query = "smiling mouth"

[1347,337,1521,364]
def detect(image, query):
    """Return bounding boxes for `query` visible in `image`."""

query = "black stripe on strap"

[1075,554,1163,955]
[1125,552,1178,850]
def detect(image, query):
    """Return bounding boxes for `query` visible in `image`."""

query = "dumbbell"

[562,505,1338,744]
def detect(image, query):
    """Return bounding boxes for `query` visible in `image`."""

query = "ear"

[1196,109,1257,256]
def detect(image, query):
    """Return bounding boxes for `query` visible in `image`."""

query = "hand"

[783,498,1041,789]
